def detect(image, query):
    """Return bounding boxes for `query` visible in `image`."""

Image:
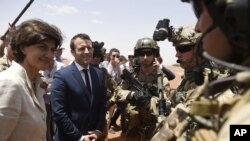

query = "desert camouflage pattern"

[0,55,11,72]
[151,67,212,141]
[198,71,250,141]
[115,68,170,141]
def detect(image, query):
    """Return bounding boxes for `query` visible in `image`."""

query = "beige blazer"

[0,61,47,141]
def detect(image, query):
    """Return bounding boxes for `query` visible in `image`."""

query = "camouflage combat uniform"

[115,67,170,141]
[150,24,233,141]
[99,66,118,140]
[0,55,12,72]
[190,69,249,141]
[217,71,250,141]
[151,67,216,141]
[180,0,249,141]
[115,37,171,141]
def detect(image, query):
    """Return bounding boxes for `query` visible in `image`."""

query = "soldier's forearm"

[0,43,5,58]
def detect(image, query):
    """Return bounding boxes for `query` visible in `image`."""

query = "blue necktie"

[83,69,92,94]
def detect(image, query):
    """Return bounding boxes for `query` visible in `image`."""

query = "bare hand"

[83,135,92,141]
[153,58,161,68]
[88,130,102,141]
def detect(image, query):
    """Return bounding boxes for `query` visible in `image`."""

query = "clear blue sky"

[0,0,196,65]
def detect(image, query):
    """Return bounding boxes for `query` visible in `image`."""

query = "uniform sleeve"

[0,79,21,141]
[114,81,131,102]
[0,58,8,72]
[218,102,250,141]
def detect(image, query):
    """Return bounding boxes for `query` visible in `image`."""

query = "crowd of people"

[0,0,249,141]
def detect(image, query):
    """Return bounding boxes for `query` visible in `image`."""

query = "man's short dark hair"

[70,33,91,51]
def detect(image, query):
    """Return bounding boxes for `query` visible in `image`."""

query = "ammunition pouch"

[151,103,190,141]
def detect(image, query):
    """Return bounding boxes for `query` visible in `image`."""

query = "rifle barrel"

[1,0,34,40]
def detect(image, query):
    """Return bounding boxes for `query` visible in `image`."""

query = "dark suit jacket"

[51,62,107,141]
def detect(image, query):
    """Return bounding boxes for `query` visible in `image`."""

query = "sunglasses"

[175,45,193,53]
[139,51,154,57]
[112,55,120,58]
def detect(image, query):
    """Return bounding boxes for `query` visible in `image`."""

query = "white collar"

[74,61,90,71]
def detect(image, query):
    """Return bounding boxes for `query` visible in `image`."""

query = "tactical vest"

[189,71,250,141]
[125,67,170,141]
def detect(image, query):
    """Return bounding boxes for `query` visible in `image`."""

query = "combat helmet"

[134,37,160,57]
[182,0,250,68]
[171,25,201,47]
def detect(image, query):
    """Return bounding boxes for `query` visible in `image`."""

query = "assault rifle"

[157,68,170,118]
[151,68,211,141]
[122,69,156,105]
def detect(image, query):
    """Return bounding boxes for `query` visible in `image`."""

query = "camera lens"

[153,29,168,41]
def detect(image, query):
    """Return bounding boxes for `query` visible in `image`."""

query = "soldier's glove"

[127,90,151,107]
[106,89,113,100]
[170,91,185,107]
[173,92,185,105]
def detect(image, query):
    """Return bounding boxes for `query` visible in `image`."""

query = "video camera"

[153,18,174,41]
[92,41,104,49]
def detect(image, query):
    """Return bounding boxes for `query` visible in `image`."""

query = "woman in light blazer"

[0,19,63,141]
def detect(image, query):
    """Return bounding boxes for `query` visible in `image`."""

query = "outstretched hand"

[87,130,102,141]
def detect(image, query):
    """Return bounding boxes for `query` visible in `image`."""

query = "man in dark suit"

[51,33,107,141]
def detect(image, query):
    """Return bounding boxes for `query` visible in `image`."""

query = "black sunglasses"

[112,55,120,58]
[139,51,154,57]
[175,45,193,53]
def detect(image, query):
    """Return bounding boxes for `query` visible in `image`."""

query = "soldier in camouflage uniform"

[151,24,211,141]
[168,25,203,106]
[91,41,118,141]
[115,37,171,141]
[0,33,14,72]
[0,37,4,58]
[180,0,250,141]
[91,41,117,101]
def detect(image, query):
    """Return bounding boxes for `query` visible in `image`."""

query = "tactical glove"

[173,92,185,105]
[127,90,151,107]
